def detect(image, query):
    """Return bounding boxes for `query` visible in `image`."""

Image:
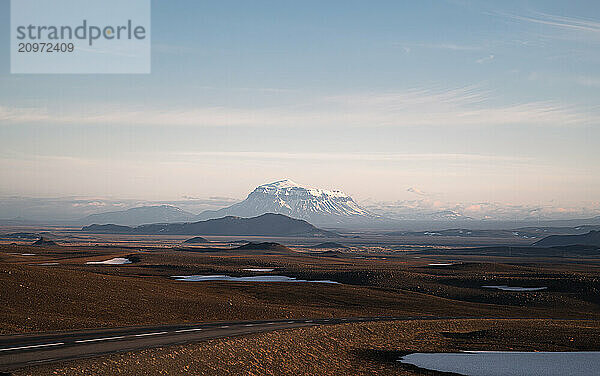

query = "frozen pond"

[398,351,600,376]
[172,275,338,284]
[29,262,59,266]
[86,257,132,265]
[483,285,547,292]
[243,268,275,272]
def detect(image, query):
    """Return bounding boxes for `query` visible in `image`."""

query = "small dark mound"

[126,255,142,263]
[230,240,250,244]
[308,242,347,249]
[234,242,292,252]
[183,236,210,244]
[311,250,344,257]
[32,237,58,246]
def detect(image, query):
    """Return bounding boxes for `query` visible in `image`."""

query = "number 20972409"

[18,42,75,53]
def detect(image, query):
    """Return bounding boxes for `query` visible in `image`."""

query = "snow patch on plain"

[86,257,132,265]
[243,268,275,272]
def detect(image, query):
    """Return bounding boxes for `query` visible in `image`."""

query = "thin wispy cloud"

[400,42,481,51]
[493,10,600,45]
[476,54,494,64]
[505,12,600,34]
[174,151,529,164]
[0,85,597,128]
[528,71,600,88]
[574,75,600,88]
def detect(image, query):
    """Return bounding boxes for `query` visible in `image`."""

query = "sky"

[1,0,599,220]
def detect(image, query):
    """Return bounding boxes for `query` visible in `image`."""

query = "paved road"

[0,316,404,371]
[2,315,576,372]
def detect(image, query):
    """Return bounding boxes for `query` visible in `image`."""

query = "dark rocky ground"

[1,236,599,375]
[12,319,600,376]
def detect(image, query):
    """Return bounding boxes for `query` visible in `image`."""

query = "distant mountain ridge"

[533,230,600,248]
[80,205,195,226]
[195,179,378,225]
[82,213,338,238]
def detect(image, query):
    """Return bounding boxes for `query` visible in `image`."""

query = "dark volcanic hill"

[183,236,210,244]
[233,242,293,253]
[32,237,58,246]
[533,230,600,247]
[310,250,345,257]
[82,213,338,238]
[308,242,348,249]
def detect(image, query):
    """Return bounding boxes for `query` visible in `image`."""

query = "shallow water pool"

[398,351,600,376]
[172,275,338,284]
[483,285,547,292]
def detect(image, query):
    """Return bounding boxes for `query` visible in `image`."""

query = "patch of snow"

[259,179,302,189]
[86,257,132,265]
[243,268,275,272]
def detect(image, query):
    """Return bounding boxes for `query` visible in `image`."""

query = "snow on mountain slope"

[196,179,377,225]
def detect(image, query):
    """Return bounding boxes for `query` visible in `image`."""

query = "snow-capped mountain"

[424,210,473,221]
[195,179,377,225]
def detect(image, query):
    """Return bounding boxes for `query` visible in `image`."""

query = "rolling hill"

[533,230,600,248]
[82,213,338,238]
[80,205,195,226]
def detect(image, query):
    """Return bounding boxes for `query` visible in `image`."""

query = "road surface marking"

[0,342,64,352]
[134,331,168,337]
[175,328,203,333]
[244,324,254,327]
[267,322,276,325]
[305,320,313,323]
[219,326,230,328]
[287,321,294,324]
[75,336,125,343]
